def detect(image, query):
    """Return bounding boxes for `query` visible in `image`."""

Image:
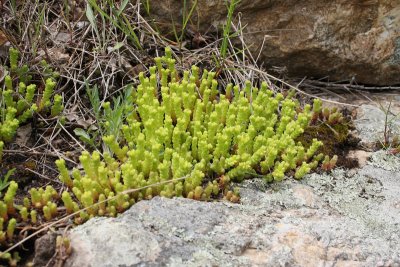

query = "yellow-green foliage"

[55,47,326,221]
[0,183,22,265]
[0,47,63,160]
[0,182,60,256]
[0,48,339,261]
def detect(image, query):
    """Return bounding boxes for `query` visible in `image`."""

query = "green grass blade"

[86,1,101,44]
[220,0,240,59]
[118,0,129,16]
[121,14,143,50]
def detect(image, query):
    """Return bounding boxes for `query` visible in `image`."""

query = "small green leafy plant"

[378,101,400,153]
[0,169,15,198]
[75,83,133,150]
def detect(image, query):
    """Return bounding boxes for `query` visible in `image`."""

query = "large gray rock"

[149,1,400,85]
[63,151,400,267]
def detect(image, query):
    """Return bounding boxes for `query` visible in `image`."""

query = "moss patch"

[298,113,360,169]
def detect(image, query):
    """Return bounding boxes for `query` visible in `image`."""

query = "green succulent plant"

[54,47,330,222]
[0,47,344,260]
[0,47,63,161]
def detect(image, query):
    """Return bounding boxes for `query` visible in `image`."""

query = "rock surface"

[354,104,400,149]
[148,0,400,85]
[33,232,58,267]
[63,151,400,267]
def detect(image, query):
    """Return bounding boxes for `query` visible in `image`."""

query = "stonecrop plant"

[0,47,63,161]
[56,47,329,221]
[0,47,65,264]
[0,47,341,264]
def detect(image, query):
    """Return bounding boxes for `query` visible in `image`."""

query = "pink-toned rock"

[292,185,319,208]
[149,1,400,85]
[279,229,326,266]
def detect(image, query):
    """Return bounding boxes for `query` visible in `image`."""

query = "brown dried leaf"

[65,113,94,129]
[36,48,70,64]
[76,117,94,129]
[64,113,79,123]
[0,29,7,46]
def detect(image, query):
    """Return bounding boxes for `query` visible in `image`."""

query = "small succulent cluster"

[0,181,60,261]
[53,47,329,222]
[306,98,344,171]
[0,180,63,264]
[0,181,20,264]
[310,99,344,126]
[0,48,63,161]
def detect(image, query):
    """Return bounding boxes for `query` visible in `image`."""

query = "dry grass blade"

[294,78,400,91]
